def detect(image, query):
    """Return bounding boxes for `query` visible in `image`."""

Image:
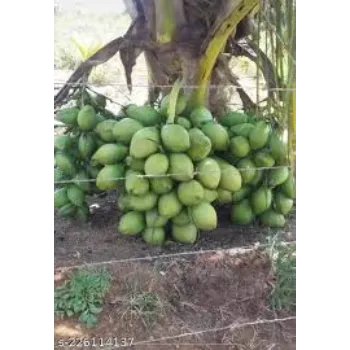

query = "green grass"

[267,233,296,310]
[54,268,111,327]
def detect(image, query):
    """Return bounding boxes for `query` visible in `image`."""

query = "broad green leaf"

[85,314,97,328]
[89,304,103,314]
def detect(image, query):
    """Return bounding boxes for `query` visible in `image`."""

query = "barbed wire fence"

[54,238,296,272]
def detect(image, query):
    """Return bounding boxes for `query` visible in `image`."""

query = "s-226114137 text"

[56,337,134,347]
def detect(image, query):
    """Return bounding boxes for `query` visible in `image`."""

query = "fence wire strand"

[95,316,295,348]
[54,81,295,91]
[54,240,296,271]
[54,165,292,186]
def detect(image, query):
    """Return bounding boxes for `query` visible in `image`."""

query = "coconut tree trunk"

[122,0,260,115]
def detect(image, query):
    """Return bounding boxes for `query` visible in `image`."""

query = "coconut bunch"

[54,90,295,246]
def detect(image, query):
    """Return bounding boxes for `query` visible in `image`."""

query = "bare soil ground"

[54,193,295,269]
[54,195,295,349]
[54,249,295,350]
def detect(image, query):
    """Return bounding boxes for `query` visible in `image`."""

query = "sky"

[57,0,127,14]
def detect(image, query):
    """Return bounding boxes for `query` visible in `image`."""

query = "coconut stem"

[190,0,259,108]
[167,78,182,124]
[155,0,177,44]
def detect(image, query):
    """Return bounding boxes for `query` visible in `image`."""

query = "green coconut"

[218,162,242,192]
[176,117,192,130]
[250,169,265,187]
[203,189,218,203]
[77,105,98,131]
[279,172,296,199]
[144,153,169,176]
[190,107,213,127]
[201,122,229,151]
[54,135,73,152]
[161,124,190,152]
[54,188,70,208]
[172,223,198,245]
[113,118,143,144]
[158,191,183,218]
[249,121,271,150]
[236,158,257,185]
[177,180,204,206]
[118,211,145,235]
[220,111,248,127]
[96,164,125,190]
[196,158,221,189]
[91,143,128,165]
[129,192,158,212]
[73,170,91,193]
[150,177,174,194]
[130,127,160,159]
[190,202,217,231]
[125,171,150,196]
[251,186,273,215]
[232,186,252,203]
[142,227,166,245]
[254,150,276,168]
[117,194,132,212]
[187,128,212,162]
[230,199,255,225]
[230,136,250,158]
[58,203,76,218]
[54,168,65,184]
[66,185,85,207]
[78,133,96,159]
[125,156,145,172]
[268,167,289,187]
[55,153,76,177]
[126,105,161,126]
[94,120,117,142]
[145,209,169,228]
[216,189,233,205]
[169,153,194,182]
[269,132,288,164]
[56,107,79,125]
[273,192,294,215]
[172,209,191,226]
[260,209,286,228]
[230,123,255,137]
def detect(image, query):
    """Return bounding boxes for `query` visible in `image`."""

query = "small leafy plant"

[54,268,111,327]
[71,37,102,63]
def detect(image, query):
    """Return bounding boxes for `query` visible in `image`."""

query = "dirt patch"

[54,193,296,269]
[54,191,296,349]
[54,251,295,349]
